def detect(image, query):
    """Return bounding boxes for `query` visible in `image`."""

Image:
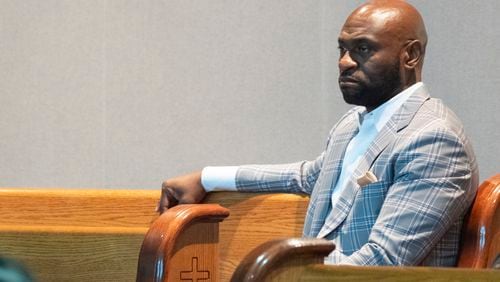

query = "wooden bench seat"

[0,188,160,281]
[137,192,309,281]
[3,173,497,281]
[137,174,500,281]
[231,238,500,281]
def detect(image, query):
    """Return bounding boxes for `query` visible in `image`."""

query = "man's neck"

[366,82,421,113]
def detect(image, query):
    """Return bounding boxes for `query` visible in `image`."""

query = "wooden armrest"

[136,204,229,282]
[230,238,335,282]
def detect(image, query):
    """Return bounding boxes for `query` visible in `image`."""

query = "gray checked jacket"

[235,85,479,266]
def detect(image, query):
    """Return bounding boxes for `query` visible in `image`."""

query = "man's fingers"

[156,197,168,214]
[157,185,170,214]
[165,187,179,207]
[157,185,180,214]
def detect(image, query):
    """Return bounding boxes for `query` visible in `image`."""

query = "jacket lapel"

[316,85,431,238]
[304,109,362,237]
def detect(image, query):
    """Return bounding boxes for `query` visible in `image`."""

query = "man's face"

[337,11,405,111]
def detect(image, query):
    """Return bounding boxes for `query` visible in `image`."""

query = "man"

[158,0,478,266]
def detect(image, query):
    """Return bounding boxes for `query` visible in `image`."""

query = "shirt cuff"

[201,166,238,192]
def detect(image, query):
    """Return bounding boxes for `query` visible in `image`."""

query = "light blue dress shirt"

[201,82,424,193]
[327,82,421,213]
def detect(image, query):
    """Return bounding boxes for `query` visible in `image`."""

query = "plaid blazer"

[236,85,478,266]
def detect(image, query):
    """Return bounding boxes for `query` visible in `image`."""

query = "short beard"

[342,60,402,110]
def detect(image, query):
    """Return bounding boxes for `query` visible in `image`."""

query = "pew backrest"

[0,188,159,281]
[136,192,309,281]
[204,192,309,281]
[137,174,500,281]
[458,174,500,268]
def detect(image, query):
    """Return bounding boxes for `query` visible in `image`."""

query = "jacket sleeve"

[234,151,324,195]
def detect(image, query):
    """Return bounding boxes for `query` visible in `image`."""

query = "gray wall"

[1,1,498,189]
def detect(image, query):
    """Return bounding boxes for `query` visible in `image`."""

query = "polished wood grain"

[0,230,145,281]
[136,204,229,282]
[229,238,500,282]
[225,174,500,281]
[136,192,309,281]
[133,174,499,281]
[205,192,310,281]
[458,174,500,268]
[230,238,335,282]
[0,188,160,281]
[0,188,160,228]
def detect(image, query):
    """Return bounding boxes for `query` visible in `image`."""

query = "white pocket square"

[357,171,378,187]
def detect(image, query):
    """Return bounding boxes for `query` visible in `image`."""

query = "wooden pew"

[231,238,500,281]
[137,192,309,281]
[232,173,500,281]
[458,174,500,268]
[0,188,160,281]
[137,174,500,281]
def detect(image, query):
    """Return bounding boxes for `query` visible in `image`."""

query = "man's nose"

[339,51,357,73]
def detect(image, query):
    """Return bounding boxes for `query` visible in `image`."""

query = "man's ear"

[402,40,424,69]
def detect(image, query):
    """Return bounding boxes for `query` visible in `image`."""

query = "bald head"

[337,0,428,111]
[349,0,428,54]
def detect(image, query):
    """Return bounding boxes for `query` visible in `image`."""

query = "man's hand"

[157,171,206,214]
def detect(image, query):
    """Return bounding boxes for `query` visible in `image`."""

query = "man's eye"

[357,45,370,53]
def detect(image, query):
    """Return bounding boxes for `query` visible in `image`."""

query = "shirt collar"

[360,82,424,131]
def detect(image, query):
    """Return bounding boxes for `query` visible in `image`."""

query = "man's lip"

[339,77,359,88]
[339,76,358,83]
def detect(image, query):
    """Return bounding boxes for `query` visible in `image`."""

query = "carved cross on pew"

[180,257,210,281]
